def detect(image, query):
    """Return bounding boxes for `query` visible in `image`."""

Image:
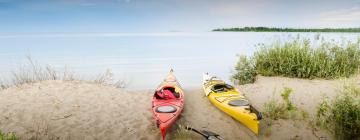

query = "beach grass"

[174,124,193,140]
[232,37,360,84]
[316,80,360,139]
[1,56,125,89]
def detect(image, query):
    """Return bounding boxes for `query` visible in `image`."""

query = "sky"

[0,0,359,33]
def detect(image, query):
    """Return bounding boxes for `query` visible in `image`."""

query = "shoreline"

[0,75,354,139]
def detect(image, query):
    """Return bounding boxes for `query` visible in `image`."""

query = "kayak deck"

[202,73,261,134]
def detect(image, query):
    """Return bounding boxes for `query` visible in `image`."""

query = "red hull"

[152,99,184,140]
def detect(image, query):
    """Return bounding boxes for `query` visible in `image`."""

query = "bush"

[316,81,360,139]
[0,130,19,140]
[233,37,360,84]
[255,38,360,79]
[231,55,256,85]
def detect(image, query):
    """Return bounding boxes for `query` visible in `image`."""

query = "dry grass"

[0,79,9,90]
[174,124,193,140]
[0,57,126,139]
[1,56,125,89]
[93,69,126,88]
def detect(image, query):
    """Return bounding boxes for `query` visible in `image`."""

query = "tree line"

[213,27,360,32]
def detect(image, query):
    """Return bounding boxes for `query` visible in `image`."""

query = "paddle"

[185,126,224,140]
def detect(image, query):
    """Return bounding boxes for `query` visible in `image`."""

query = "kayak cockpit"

[154,86,180,99]
[211,84,235,93]
[228,99,249,106]
[156,105,177,113]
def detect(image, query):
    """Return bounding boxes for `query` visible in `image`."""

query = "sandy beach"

[1,0,359,139]
[0,75,354,140]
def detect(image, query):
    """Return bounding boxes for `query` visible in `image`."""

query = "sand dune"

[239,76,350,140]
[0,81,157,140]
[0,76,352,140]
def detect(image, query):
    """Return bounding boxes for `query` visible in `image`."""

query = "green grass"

[316,81,360,139]
[232,37,360,84]
[263,87,299,121]
[0,130,19,140]
[263,97,286,120]
[213,27,360,32]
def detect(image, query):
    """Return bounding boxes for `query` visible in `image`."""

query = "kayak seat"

[154,91,162,99]
[228,99,249,106]
[212,84,234,93]
[163,87,180,98]
[156,106,177,113]
[154,86,180,100]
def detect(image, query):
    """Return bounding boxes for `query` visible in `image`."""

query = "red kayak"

[152,70,184,140]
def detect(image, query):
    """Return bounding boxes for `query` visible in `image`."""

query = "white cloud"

[318,7,360,23]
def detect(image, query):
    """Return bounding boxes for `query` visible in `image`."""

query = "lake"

[0,32,359,89]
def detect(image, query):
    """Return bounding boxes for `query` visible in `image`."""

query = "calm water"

[0,32,359,89]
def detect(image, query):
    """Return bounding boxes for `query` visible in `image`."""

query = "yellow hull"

[203,74,261,134]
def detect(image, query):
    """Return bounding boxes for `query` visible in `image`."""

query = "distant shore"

[212,27,360,32]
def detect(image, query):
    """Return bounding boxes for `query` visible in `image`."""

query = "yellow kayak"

[202,73,262,134]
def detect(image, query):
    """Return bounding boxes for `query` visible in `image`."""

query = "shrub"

[316,97,331,129]
[231,55,256,85]
[316,81,360,139]
[263,97,285,120]
[263,87,298,120]
[255,38,360,79]
[233,37,360,84]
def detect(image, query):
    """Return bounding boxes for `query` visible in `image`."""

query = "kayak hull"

[152,70,184,140]
[202,73,261,134]
[208,93,260,134]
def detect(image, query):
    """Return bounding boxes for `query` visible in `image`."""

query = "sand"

[0,76,354,140]
[0,81,158,140]
[239,76,353,140]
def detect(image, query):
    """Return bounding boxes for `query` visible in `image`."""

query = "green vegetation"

[0,130,19,140]
[263,87,298,121]
[232,37,360,84]
[232,55,256,84]
[316,81,360,140]
[213,27,360,32]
